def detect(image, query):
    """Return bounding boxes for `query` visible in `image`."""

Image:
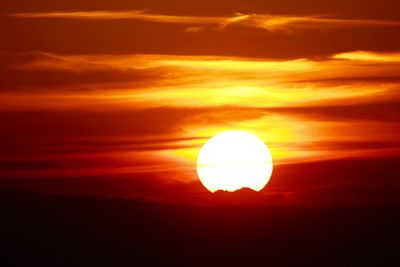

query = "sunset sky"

[1,0,400,205]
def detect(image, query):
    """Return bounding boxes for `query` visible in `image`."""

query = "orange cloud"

[1,50,399,174]
[10,10,226,24]
[5,51,398,110]
[242,14,400,32]
[333,51,400,62]
[10,11,400,33]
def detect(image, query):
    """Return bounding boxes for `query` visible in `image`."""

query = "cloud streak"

[10,11,400,33]
[333,51,400,62]
[1,50,400,179]
[2,51,400,110]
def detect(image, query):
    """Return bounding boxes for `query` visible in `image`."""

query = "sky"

[1,0,400,205]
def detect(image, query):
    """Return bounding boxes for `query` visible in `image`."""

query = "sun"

[196,130,273,193]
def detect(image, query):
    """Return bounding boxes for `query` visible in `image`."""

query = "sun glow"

[196,131,273,192]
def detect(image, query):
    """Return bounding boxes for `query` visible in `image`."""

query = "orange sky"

[0,0,399,205]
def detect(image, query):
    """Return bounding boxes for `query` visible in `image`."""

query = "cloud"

[1,50,400,178]
[269,101,400,122]
[10,11,400,33]
[2,51,399,112]
[10,10,223,24]
[333,51,400,62]
[2,156,400,206]
[242,14,400,32]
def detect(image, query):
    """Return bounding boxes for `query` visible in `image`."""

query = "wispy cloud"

[2,51,400,111]
[242,15,400,32]
[333,51,400,62]
[10,11,400,33]
[1,50,400,179]
[1,50,399,163]
[10,10,225,24]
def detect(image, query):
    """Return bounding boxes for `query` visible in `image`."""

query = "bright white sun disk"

[196,131,273,192]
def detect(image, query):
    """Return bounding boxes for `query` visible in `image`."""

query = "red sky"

[1,0,400,206]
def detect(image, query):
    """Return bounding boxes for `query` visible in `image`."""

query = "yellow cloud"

[333,51,400,62]
[4,51,399,111]
[2,50,400,174]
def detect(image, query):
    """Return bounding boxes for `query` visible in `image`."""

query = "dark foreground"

[1,191,399,267]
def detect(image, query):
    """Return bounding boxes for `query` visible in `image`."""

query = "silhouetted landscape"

[1,190,399,266]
